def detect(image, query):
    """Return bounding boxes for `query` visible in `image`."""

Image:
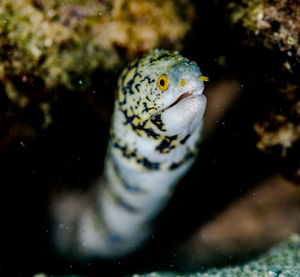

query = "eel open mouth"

[163,92,192,111]
[153,89,201,115]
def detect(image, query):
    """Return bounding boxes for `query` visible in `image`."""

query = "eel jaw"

[154,89,203,115]
[158,89,206,137]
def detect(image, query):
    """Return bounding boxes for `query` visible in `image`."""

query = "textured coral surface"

[0,0,193,90]
[229,0,300,182]
[0,0,194,155]
[230,0,300,67]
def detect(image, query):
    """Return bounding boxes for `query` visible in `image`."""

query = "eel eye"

[158,74,169,91]
[180,79,186,87]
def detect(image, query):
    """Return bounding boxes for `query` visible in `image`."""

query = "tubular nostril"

[199,75,209,82]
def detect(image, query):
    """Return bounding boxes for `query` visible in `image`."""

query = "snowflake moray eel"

[53,49,208,258]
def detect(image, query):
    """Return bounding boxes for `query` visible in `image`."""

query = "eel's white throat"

[161,93,206,137]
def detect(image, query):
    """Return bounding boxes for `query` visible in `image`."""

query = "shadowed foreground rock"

[130,234,300,277]
[35,233,300,277]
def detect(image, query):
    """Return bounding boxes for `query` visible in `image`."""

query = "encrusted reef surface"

[229,0,300,68]
[229,0,300,182]
[253,79,300,182]
[0,0,193,90]
[34,234,300,277]
[0,0,193,149]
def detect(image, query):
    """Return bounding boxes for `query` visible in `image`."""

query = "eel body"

[53,49,207,258]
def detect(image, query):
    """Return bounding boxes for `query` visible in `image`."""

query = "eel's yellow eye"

[158,74,169,91]
[180,79,186,87]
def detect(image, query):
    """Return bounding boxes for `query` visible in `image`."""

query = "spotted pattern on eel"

[53,49,207,258]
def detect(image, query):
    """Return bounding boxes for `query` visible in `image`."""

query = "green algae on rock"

[0,0,194,92]
[0,0,195,150]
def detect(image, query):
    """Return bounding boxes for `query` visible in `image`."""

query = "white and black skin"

[53,49,207,259]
